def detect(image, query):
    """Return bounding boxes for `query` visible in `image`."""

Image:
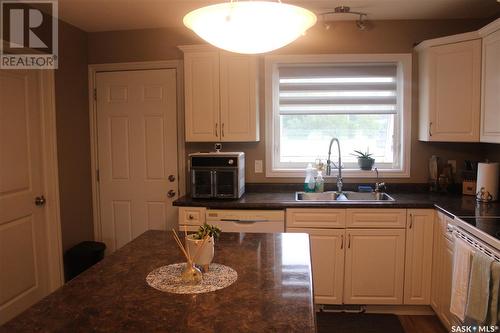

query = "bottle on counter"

[315,170,325,193]
[304,163,316,193]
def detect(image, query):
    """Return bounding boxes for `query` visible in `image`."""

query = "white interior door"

[96,69,178,253]
[0,70,50,324]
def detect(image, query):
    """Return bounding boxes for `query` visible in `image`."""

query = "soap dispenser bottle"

[304,163,316,193]
[315,170,325,193]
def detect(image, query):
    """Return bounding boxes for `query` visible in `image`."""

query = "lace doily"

[146,263,237,294]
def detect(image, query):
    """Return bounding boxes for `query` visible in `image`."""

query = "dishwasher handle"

[219,218,268,224]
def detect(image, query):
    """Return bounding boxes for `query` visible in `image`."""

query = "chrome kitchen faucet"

[326,138,343,193]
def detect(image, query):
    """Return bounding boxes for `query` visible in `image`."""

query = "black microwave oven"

[190,152,245,199]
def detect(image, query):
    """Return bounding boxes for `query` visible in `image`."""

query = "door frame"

[39,70,64,291]
[87,61,185,241]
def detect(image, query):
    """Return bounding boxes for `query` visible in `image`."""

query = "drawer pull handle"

[340,235,344,250]
[220,218,267,224]
[347,234,351,249]
[409,214,413,229]
[188,214,194,220]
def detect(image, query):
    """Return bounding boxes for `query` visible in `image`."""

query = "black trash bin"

[64,241,106,281]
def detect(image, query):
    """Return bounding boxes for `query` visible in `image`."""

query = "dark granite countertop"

[2,231,315,333]
[173,192,500,218]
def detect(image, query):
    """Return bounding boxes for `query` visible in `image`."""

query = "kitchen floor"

[398,315,448,333]
[317,313,447,333]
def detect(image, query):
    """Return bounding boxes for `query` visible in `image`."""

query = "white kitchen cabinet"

[439,236,457,329]
[480,22,500,143]
[219,52,259,141]
[346,209,406,228]
[404,209,434,305]
[286,208,346,229]
[430,212,443,312]
[344,229,405,304]
[431,211,459,330]
[178,207,206,227]
[288,228,345,304]
[417,37,482,142]
[180,45,259,142]
[183,50,221,142]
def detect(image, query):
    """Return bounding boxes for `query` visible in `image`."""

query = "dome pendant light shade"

[183,1,317,54]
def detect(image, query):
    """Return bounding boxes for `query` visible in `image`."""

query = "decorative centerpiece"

[171,228,209,284]
[146,226,237,294]
[352,149,375,171]
[186,223,221,272]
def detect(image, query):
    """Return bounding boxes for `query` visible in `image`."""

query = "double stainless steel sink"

[295,191,395,202]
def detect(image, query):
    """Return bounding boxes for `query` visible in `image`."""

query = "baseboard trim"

[364,305,435,315]
[315,304,435,316]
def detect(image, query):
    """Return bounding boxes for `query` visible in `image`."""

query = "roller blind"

[278,63,398,115]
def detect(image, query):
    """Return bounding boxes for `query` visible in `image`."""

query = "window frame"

[265,53,412,178]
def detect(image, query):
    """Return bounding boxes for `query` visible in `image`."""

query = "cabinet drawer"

[346,209,406,228]
[178,207,206,226]
[286,209,346,229]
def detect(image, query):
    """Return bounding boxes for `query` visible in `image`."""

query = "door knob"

[168,175,176,182]
[35,196,46,206]
[167,190,176,198]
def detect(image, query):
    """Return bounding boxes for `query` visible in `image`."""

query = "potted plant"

[352,150,375,171]
[186,223,221,272]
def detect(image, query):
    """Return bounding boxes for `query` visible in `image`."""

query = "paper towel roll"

[476,162,499,201]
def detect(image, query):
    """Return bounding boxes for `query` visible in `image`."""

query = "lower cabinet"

[288,228,345,304]
[431,211,459,330]
[286,208,415,306]
[344,229,406,304]
[404,209,435,304]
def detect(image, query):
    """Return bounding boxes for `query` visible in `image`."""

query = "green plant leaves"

[192,223,222,241]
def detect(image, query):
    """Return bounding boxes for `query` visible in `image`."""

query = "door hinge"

[96,169,100,182]
[94,88,97,101]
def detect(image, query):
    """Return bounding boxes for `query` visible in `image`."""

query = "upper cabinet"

[416,18,500,144]
[417,35,482,142]
[479,22,500,144]
[180,45,259,142]
[183,49,221,142]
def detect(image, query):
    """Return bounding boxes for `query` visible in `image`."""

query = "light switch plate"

[255,160,263,173]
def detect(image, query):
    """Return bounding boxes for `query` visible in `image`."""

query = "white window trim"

[265,53,412,178]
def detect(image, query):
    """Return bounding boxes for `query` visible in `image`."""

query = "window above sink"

[264,54,412,178]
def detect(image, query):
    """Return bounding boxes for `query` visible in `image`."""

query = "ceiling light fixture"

[321,6,368,31]
[183,1,317,54]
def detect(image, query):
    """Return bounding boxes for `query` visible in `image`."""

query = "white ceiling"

[57,0,500,32]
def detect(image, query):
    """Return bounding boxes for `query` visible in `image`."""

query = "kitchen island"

[1,231,315,332]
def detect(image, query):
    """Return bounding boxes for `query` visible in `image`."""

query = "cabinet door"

[184,51,220,142]
[481,29,500,143]
[430,211,443,312]
[288,228,345,305]
[404,209,434,305]
[344,229,405,304]
[421,39,481,142]
[438,236,460,330]
[219,53,259,142]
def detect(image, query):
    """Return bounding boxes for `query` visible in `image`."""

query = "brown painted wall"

[486,144,500,163]
[88,19,493,186]
[55,20,93,251]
